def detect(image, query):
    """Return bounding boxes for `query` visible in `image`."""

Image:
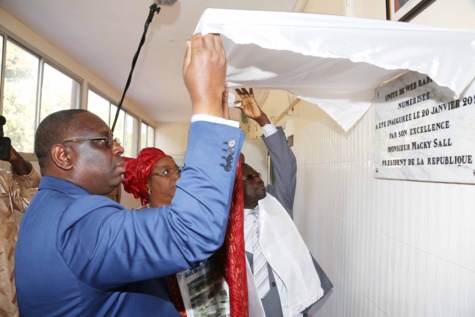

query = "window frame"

[0,34,83,160]
[87,86,154,157]
[0,29,156,160]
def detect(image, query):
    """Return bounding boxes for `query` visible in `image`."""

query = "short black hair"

[35,109,88,167]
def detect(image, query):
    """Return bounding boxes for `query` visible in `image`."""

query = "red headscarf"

[122,147,168,205]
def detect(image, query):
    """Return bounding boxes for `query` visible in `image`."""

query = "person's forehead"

[75,112,111,135]
[242,164,257,175]
[154,156,176,169]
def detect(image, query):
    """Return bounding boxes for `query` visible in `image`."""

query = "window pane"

[139,122,155,149]
[124,113,138,157]
[111,104,125,142]
[0,36,3,79]
[140,122,147,150]
[40,63,80,121]
[3,41,39,153]
[147,125,154,147]
[87,90,110,125]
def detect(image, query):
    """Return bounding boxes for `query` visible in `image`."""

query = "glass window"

[88,90,111,124]
[147,124,155,147]
[40,63,80,122]
[0,35,3,80]
[140,122,155,149]
[89,97,156,157]
[110,104,125,140]
[3,41,39,153]
[1,40,80,153]
[140,122,147,149]
[124,113,139,157]
[0,32,155,157]
[88,91,147,157]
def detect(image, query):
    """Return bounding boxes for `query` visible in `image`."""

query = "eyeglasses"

[150,167,182,178]
[243,172,261,181]
[61,137,121,149]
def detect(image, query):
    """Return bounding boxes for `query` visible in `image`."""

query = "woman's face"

[147,156,181,207]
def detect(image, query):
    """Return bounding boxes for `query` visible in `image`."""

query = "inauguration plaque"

[374,71,475,183]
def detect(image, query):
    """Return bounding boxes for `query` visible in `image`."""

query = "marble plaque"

[374,72,475,183]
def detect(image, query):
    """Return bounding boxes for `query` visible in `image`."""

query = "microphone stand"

[111,3,161,133]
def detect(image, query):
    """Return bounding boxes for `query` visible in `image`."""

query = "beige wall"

[409,0,475,28]
[155,122,189,158]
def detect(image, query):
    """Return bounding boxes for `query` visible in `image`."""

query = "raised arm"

[235,88,296,216]
[183,33,227,118]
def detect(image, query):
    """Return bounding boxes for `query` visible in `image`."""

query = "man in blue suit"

[15,33,245,316]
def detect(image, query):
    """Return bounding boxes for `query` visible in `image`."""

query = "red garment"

[168,276,187,317]
[122,148,168,205]
[220,157,248,317]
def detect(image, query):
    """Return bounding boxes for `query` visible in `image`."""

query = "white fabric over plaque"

[194,9,475,132]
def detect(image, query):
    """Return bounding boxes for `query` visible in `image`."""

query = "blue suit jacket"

[15,121,245,316]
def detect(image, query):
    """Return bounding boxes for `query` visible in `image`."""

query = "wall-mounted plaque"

[374,71,475,184]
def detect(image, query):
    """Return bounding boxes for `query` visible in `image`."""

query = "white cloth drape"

[194,9,475,132]
[257,194,323,316]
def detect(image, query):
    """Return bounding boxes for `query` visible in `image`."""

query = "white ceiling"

[0,0,302,123]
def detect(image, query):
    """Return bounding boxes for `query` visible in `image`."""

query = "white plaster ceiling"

[0,0,302,123]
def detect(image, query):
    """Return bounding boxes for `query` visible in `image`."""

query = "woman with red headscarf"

[122,147,181,209]
[122,148,190,314]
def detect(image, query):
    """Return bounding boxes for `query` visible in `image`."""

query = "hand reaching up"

[235,88,270,127]
[183,33,227,118]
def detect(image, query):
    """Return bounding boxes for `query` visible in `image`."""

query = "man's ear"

[51,144,74,170]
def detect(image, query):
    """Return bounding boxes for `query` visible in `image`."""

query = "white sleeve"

[191,114,240,128]
[261,123,278,137]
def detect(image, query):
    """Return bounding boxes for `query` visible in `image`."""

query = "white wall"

[269,0,475,316]
[291,99,475,317]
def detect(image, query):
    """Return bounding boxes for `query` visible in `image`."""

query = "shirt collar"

[39,176,92,196]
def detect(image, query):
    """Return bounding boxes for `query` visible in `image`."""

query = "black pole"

[111,3,161,132]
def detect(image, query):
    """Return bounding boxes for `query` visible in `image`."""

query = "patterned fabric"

[169,157,248,317]
[249,208,270,299]
[0,167,40,317]
[122,148,168,205]
[220,157,248,317]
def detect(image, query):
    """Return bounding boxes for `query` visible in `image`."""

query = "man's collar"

[39,176,91,196]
